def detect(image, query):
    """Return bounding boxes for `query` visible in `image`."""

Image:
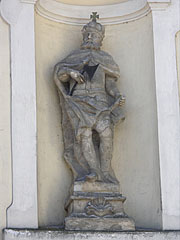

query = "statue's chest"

[84,66,105,87]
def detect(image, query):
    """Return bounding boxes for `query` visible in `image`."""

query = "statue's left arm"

[105,76,125,106]
[105,76,121,99]
[99,52,125,106]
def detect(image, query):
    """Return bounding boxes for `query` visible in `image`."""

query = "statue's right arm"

[54,63,85,87]
[54,63,72,83]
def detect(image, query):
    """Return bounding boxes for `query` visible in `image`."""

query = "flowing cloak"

[54,49,125,135]
[54,49,125,178]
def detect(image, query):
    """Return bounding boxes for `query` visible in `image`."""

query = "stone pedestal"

[64,181,135,231]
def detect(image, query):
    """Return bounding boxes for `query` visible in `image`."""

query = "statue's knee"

[81,128,92,139]
[99,127,112,138]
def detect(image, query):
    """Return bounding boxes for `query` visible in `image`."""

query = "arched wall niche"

[35,0,162,229]
[36,0,150,25]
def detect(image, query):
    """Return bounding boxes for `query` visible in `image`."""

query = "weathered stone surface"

[65,217,135,231]
[3,229,180,240]
[65,181,134,231]
[73,181,120,193]
[66,189,125,216]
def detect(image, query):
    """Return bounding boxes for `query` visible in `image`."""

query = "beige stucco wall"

[35,15,79,227]
[176,31,180,99]
[0,17,12,240]
[105,16,162,229]
[35,12,162,229]
[55,0,125,5]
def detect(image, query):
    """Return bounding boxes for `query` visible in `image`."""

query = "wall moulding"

[35,0,151,25]
[147,0,171,10]
[0,0,38,228]
[21,0,38,4]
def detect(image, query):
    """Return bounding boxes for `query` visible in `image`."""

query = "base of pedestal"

[65,181,135,231]
[4,229,180,240]
[65,216,135,231]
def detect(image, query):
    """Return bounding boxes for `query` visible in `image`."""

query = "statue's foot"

[75,171,100,182]
[85,172,98,182]
[75,175,87,182]
[103,171,119,184]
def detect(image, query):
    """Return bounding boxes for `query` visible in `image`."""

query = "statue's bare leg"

[99,127,113,172]
[99,127,117,183]
[81,128,100,181]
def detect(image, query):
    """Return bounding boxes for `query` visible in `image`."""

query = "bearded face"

[81,31,103,50]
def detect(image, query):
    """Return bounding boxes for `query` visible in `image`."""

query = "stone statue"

[54,13,135,231]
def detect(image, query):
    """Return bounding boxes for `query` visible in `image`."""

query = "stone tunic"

[54,49,123,139]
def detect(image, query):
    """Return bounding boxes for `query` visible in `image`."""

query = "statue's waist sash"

[72,88,106,96]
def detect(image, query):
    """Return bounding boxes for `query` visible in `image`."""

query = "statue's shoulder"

[61,49,88,63]
[97,50,118,65]
[98,50,113,58]
[96,50,120,73]
[66,49,82,56]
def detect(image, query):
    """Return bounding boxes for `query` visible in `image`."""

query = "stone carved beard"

[81,40,102,50]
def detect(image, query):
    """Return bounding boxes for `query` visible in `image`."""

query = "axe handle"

[69,64,99,96]
[69,69,85,96]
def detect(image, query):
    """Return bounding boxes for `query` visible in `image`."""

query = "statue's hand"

[82,57,90,65]
[118,95,126,106]
[70,70,85,84]
[113,95,125,107]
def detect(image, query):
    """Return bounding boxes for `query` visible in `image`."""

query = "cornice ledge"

[35,0,151,25]
[21,0,38,4]
[147,0,171,10]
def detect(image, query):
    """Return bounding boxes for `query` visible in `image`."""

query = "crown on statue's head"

[82,12,105,37]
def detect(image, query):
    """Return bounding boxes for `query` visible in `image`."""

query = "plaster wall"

[176,31,180,100]
[0,17,12,240]
[105,15,162,229]
[54,0,127,5]
[35,12,162,229]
